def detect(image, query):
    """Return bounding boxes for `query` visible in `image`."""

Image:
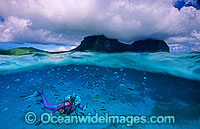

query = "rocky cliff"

[72,35,169,53]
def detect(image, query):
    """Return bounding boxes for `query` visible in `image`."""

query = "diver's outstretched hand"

[83,102,88,111]
[83,106,87,111]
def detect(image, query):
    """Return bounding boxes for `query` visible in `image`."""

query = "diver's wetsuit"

[41,94,84,114]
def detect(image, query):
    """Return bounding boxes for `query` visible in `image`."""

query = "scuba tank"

[59,93,82,115]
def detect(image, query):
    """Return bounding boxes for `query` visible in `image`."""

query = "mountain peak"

[73,35,169,53]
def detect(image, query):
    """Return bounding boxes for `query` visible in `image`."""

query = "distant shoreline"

[0,35,170,55]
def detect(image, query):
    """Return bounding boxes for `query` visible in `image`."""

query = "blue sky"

[0,0,200,51]
[174,0,200,10]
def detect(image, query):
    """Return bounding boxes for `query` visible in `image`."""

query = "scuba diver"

[39,92,87,115]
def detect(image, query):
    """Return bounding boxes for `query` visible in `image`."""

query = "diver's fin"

[36,100,43,104]
[35,120,42,126]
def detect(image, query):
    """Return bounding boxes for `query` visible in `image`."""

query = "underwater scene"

[1,0,200,128]
[0,51,200,129]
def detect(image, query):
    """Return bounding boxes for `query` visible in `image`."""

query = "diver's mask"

[65,93,81,106]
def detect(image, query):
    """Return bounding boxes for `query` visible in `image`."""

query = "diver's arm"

[78,104,84,110]
[78,104,86,111]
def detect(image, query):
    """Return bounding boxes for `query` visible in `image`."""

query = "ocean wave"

[0,52,200,81]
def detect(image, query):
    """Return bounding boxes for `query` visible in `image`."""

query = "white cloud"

[168,36,196,43]
[0,16,69,44]
[191,30,200,40]
[44,45,76,52]
[0,16,30,41]
[45,46,68,52]
[0,0,200,48]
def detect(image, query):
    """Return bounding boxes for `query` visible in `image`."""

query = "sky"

[0,0,200,51]
[0,42,76,52]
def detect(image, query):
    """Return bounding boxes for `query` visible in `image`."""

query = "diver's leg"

[41,94,57,110]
